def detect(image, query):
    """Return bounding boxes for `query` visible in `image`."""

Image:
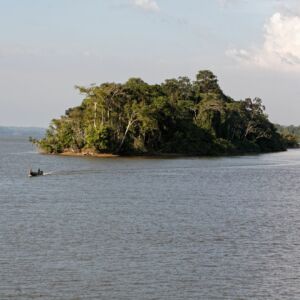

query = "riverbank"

[41,147,288,159]
[57,150,119,158]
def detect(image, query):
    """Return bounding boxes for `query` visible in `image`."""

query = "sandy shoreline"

[56,151,119,158]
[43,150,195,159]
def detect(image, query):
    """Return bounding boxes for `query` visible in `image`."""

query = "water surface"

[1,137,300,299]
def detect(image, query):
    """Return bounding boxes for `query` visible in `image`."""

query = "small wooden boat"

[28,169,44,177]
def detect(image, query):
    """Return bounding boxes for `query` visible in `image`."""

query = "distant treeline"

[37,70,291,156]
[275,124,300,138]
[275,124,300,148]
[0,126,45,138]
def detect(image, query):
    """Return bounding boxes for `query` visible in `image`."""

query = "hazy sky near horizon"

[0,0,299,127]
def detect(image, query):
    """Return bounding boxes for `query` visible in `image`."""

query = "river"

[1,137,300,299]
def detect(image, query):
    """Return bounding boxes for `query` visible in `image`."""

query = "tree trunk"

[118,116,136,152]
[94,102,97,128]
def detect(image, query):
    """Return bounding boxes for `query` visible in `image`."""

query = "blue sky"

[0,0,299,126]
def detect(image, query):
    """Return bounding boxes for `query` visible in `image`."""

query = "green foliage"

[195,70,221,93]
[85,125,114,152]
[37,70,286,155]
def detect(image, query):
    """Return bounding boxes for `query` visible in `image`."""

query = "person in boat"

[28,168,43,176]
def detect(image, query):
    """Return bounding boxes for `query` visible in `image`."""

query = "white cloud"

[131,0,160,12]
[227,12,300,71]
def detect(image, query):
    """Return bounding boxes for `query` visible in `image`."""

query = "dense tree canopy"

[38,70,286,155]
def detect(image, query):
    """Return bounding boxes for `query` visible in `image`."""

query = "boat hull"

[28,171,43,177]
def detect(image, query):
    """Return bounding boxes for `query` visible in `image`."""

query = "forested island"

[37,70,296,156]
